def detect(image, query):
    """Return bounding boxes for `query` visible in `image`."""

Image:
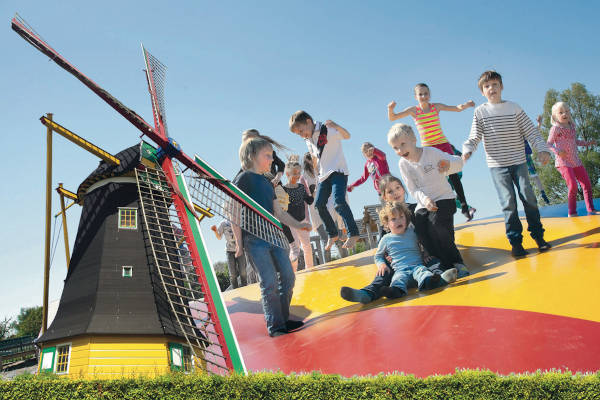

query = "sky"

[1,0,599,321]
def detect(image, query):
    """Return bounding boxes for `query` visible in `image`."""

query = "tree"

[11,306,42,338]
[537,83,600,203]
[0,317,13,340]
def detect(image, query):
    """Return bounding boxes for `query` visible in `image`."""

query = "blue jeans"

[315,172,359,238]
[243,234,295,334]
[391,265,433,294]
[489,163,544,245]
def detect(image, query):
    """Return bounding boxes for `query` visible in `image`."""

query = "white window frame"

[54,342,72,375]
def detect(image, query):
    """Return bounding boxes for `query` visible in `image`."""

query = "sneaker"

[342,235,359,249]
[441,268,458,283]
[589,210,599,215]
[511,243,529,258]
[324,236,338,251]
[568,213,578,217]
[453,263,470,278]
[285,320,304,332]
[379,286,405,299]
[535,238,552,252]
[541,191,550,205]
[269,329,288,337]
[462,207,476,222]
[420,273,442,290]
[340,287,372,304]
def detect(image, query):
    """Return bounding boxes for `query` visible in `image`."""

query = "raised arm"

[348,164,370,192]
[434,100,475,112]
[387,101,415,121]
[325,120,350,139]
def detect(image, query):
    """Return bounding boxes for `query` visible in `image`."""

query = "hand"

[271,176,281,186]
[210,225,217,232]
[376,263,390,277]
[437,159,450,173]
[347,185,354,192]
[387,100,396,109]
[324,120,337,129]
[385,254,392,264]
[558,150,567,158]
[537,151,551,165]
[536,115,542,128]
[464,100,475,108]
[424,197,438,212]
[462,152,472,162]
[235,243,242,258]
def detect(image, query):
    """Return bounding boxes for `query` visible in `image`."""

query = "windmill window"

[122,266,133,278]
[169,343,193,373]
[118,208,137,230]
[55,344,71,374]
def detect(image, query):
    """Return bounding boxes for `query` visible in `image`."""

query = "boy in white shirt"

[387,123,469,277]
[289,110,359,250]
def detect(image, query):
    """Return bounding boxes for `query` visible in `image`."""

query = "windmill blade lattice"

[135,166,229,375]
[185,171,289,250]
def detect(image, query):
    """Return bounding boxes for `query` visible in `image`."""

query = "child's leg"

[573,165,595,212]
[557,166,579,215]
[448,173,469,213]
[330,172,359,238]
[429,199,463,269]
[414,208,438,259]
[314,176,338,238]
[236,253,248,286]
[360,268,393,301]
[412,265,446,290]
[514,163,544,241]
[226,250,240,289]
[490,166,523,245]
[270,244,296,324]
[384,269,411,298]
[288,228,301,272]
[296,226,314,269]
[244,235,293,335]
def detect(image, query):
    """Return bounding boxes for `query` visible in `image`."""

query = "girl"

[387,83,476,221]
[347,142,390,196]
[547,102,598,216]
[233,133,311,337]
[283,155,315,271]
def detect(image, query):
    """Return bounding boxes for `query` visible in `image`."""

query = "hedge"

[1,370,599,400]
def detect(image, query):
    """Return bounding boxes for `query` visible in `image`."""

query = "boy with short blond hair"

[289,110,359,250]
[463,70,552,258]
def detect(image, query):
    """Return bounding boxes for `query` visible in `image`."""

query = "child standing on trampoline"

[547,101,598,216]
[233,133,311,337]
[388,83,477,221]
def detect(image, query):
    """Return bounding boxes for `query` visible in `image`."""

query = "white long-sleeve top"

[398,146,463,211]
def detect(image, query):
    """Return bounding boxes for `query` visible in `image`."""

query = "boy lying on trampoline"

[373,201,457,300]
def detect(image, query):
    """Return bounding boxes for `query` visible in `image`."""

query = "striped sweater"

[462,101,549,168]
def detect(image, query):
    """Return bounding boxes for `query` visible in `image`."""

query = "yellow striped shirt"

[414,104,448,146]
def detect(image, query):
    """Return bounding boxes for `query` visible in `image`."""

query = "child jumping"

[547,101,598,216]
[289,110,359,251]
[347,142,390,196]
[233,132,311,337]
[283,155,315,270]
[388,123,469,277]
[462,70,552,258]
[387,83,477,221]
[374,202,457,300]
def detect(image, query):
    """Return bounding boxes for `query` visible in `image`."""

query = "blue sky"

[1,1,599,321]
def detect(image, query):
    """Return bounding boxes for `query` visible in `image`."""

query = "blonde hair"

[361,142,374,153]
[239,137,273,171]
[285,154,301,173]
[378,201,412,227]
[550,101,574,127]
[387,123,416,144]
[241,129,291,152]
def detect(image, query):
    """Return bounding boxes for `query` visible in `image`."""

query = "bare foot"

[342,235,359,249]
[324,236,339,251]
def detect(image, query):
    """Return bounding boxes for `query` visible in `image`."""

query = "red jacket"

[348,148,390,194]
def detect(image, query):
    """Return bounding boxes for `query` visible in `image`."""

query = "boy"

[387,123,469,277]
[289,110,359,250]
[347,142,390,196]
[374,201,457,299]
[211,220,248,289]
[462,71,552,258]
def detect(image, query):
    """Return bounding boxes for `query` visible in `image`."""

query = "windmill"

[12,14,288,378]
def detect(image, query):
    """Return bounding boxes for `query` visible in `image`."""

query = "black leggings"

[448,173,468,213]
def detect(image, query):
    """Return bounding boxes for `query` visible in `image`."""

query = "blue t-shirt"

[233,170,275,214]
[374,228,423,271]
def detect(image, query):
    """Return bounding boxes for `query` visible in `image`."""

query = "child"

[210,221,247,288]
[462,70,552,258]
[347,142,390,196]
[374,202,457,299]
[387,83,477,221]
[388,123,469,277]
[289,110,359,251]
[233,133,311,337]
[547,102,598,216]
[283,155,315,270]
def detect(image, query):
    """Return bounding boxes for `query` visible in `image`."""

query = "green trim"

[39,346,56,373]
[168,342,184,372]
[176,173,246,374]
[193,154,282,229]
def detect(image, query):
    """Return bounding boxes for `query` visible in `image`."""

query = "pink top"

[547,124,591,168]
[349,148,390,193]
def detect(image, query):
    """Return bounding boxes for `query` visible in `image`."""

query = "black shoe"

[535,238,552,252]
[285,320,304,332]
[379,286,405,299]
[340,287,372,304]
[269,329,288,337]
[511,243,529,258]
[420,274,441,290]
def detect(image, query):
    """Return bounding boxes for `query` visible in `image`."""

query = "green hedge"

[1,370,599,400]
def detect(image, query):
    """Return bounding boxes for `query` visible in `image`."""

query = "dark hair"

[477,70,503,91]
[414,83,430,94]
[378,174,406,201]
[302,152,315,178]
[289,110,313,130]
